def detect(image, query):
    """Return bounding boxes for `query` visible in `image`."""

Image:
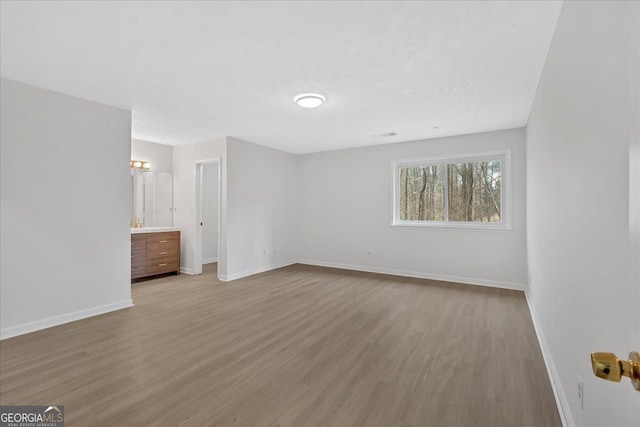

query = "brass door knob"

[591,351,640,392]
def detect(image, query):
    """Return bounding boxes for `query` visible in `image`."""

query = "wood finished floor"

[0,264,561,427]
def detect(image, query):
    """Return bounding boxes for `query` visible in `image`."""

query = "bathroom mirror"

[131,170,173,228]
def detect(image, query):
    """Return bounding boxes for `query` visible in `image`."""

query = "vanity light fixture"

[294,93,325,109]
[131,160,151,171]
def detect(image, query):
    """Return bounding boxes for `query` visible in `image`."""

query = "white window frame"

[391,150,512,230]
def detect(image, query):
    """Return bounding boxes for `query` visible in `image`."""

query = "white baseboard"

[525,291,573,427]
[180,267,195,275]
[219,260,296,282]
[295,259,525,291]
[0,299,134,340]
[202,258,218,264]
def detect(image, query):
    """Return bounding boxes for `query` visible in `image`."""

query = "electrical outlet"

[273,249,277,255]
[263,250,267,255]
[577,375,584,409]
[368,250,372,256]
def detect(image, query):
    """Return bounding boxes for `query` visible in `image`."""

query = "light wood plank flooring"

[0,264,561,426]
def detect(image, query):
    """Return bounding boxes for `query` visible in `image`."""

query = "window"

[392,151,510,229]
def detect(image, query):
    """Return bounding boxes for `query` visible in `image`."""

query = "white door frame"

[194,158,221,277]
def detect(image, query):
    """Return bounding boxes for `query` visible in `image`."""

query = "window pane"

[399,165,445,221]
[447,160,501,222]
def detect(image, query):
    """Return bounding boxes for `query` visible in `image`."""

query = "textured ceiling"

[0,1,562,154]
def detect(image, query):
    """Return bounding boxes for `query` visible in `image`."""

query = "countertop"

[130,227,180,234]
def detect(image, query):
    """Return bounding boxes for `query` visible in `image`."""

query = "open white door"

[590,10,640,406]
[194,159,221,277]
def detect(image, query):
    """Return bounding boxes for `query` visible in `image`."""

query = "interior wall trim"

[525,291,573,427]
[295,259,526,291]
[219,260,296,282]
[0,299,134,340]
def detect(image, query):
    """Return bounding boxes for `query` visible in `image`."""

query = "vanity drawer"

[148,242,178,254]
[146,261,178,275]
[147,232,179,245]
[148,247,178,262]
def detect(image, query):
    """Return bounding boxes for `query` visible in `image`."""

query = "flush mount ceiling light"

[294,93,325,109]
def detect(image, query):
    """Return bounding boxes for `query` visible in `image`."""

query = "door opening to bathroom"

[194,160,220,276]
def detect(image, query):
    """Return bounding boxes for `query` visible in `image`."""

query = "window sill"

[391,221,512,231]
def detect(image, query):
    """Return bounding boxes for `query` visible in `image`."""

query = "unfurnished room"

[0,1,638,426]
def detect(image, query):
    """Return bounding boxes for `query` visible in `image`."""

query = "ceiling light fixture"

[294,93,325,109]
[130,160,151,171]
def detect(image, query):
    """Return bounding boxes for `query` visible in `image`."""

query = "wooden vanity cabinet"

[131,231,180,280]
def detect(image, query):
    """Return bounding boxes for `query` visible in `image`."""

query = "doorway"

[194,159,220,276]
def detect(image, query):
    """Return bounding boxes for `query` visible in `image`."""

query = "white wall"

[224,137,298,280]
[630,2,640,389]
[296,128,527,288]
[131,138,173,173]
[526,2,640,426]
[0,78,133,339]
[173,137,227,276]
[202,162,219,263]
